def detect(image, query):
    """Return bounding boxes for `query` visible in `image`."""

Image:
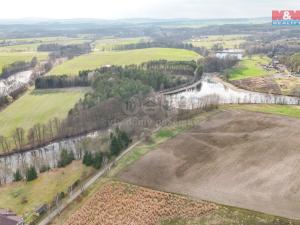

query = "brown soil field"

[230,76,282,94]
[229,74,300,97]
[119,110,300,220]
[63,181,216,225]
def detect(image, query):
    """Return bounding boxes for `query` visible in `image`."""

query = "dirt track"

[119,110,300,220]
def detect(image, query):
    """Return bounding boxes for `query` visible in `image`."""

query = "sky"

[1,0,299,19]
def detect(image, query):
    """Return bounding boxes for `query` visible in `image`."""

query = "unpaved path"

[119,110,300,220]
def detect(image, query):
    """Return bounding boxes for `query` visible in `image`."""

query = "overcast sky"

[1,0,299,19]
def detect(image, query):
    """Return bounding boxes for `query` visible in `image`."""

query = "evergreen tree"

[83,151,93,166]
[110,136,122,156]
[93,152,103,169]
[13,169,23,182]
[119,131,130,148]
[26,166,38,182]
[58,149,74,168]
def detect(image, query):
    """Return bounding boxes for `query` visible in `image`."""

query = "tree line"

[140,60,197,76]
[38,43,92,59]
[35,75,90,89]
[280,53,300,73]
[200,56,239,73]
[111,41,210,57]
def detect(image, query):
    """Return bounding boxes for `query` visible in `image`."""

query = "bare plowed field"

[64,181,216,225]
[119,110,300,220]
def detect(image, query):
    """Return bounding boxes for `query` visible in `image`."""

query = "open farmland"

[0,36,90,53]
[186,35,246,49]
[0,161,94,216]
[49,48,200,75]
[0,52,48,73]
[93,37,150,51]
[119,110,300,220]
[0,88,87,138]
[228,56,274,80]
[63,181,216,225]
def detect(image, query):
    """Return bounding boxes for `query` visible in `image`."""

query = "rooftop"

[0,209,24,225]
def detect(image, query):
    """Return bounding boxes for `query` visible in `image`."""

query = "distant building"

[0,209,24,225]
[215,49,244,60]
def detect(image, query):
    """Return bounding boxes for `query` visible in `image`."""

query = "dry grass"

[64,181,216,225]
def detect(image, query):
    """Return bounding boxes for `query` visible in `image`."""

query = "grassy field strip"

[0,88,88,138]
[0,52,48,72]
[49,48,200,76]
[0,161,95,216]
[224,104,300,118]
[228,56,275,80]
[93,37,150,51]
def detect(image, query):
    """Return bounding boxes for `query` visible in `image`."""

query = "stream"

[0,70,33,97]
[166,76,300,109]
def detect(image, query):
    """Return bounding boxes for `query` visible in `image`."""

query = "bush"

[40,165,50,173]
[83,151,104,169]
[82,151,93,166]
[26,166,38,182]
[13,169,23,182]
[93,152,103,169]
[110,129,131,156]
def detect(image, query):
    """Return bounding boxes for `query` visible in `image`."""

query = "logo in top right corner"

[272,10,300,26]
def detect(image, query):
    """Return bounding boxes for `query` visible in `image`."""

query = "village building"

[0,209,24,225]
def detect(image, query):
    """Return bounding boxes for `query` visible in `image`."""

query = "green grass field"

[0,44,41,52]
[93,37,150,51]
[228,56,274,80]
[0,88,88,138]
[226,104,300,118]
[0,37,90,53]
[49,48,200,76]
[0,52,48,73]
[186,35,247,49]
[0,161,94,218]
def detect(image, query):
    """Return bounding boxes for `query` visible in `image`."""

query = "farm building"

[0,209,24,225]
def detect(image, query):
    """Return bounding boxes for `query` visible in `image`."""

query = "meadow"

[0,88,88,138]
[186,35,247,49]
[228,55,274,80]
[0,52,48,73]
[0,161,94,218]
[49,48,200,75]
[226,104,300,118]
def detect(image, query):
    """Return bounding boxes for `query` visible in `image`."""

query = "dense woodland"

[1,65,186,153]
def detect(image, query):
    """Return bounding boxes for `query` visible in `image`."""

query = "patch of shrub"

[58,149,75,168]
[13,169,23,182]
[39,165,50,173]
[26,166,38,182]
